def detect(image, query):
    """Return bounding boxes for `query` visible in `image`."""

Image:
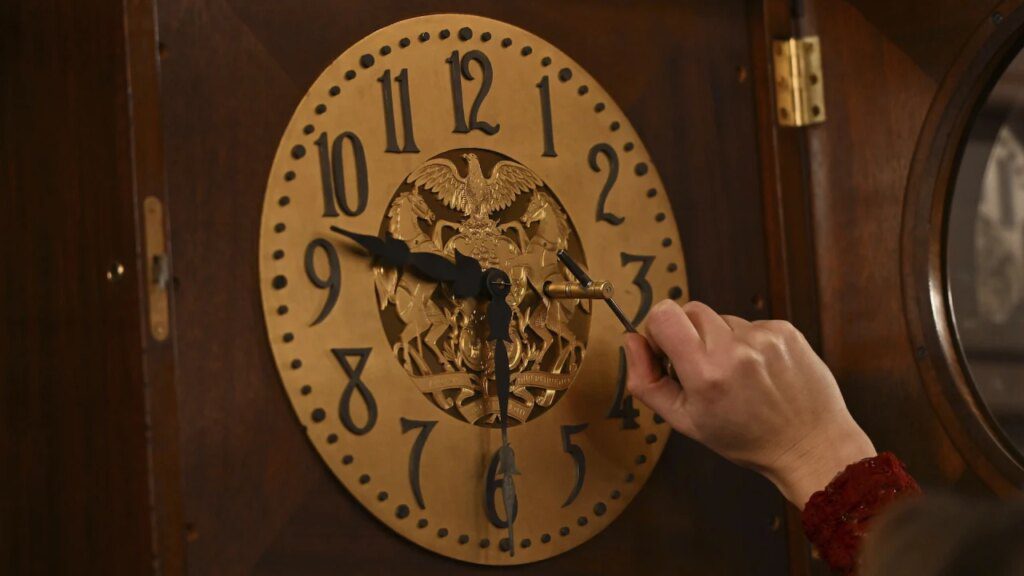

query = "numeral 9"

[305,238,341,325]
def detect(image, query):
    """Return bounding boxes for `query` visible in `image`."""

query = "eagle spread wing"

[483,161,544,214]
[406,159,470,214]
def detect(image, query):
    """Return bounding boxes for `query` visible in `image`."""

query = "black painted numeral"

[446,50,500,135]
[315,131,369,218]
[589,143,624,225]
[536,76,557,157]
[400,418,436,510]
[332,348,377,435]
[378,69,419,154]
[304,239,341,326]
[560,423,589,507]
[621,252,655,325]
[607,347,640,429]
[484,449,518,528]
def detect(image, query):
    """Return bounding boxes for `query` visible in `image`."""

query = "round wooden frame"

[903,0,1024,492]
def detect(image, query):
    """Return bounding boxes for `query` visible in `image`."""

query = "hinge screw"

[106,261,126,283]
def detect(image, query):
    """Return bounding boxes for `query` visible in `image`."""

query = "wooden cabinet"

[3,1,1021,574]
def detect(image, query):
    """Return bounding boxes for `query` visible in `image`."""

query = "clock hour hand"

[485,268,519,557]
[331,225,483,298]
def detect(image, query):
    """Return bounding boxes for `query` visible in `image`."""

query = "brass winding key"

[554,250,679,381]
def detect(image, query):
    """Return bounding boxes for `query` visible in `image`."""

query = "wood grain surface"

[6,1,1022,574]
[157,2,787,574]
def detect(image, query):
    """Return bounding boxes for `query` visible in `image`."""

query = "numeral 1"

[378,69,419,153]
[446,50,500,135]
[316,131,369,218]
[537,76,557,157]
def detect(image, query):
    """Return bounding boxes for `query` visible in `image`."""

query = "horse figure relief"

[514,191,586,378]
[375,151,591,426]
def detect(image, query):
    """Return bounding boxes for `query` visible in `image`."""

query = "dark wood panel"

[747,2,826,573]
[806,0,1003,493]
[0,1,159,574]
[157,1,787,574]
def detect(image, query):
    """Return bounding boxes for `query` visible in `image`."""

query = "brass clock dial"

[259,14,688,565]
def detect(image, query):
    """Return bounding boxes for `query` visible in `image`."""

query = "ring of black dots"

[273,24,676,548]
[276,21,671,309]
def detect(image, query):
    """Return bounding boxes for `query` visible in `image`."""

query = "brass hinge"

[143,196,170,341]
[772,36,826,127]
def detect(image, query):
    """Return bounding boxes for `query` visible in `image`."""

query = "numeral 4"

[608,347,639,429]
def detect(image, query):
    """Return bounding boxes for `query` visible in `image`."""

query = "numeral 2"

[608,347,639,429]
[400,418,436,510]
[332,348,377,435]
[560,423,588,507]
[589,143,624,225]
[446,50,500,135]
[378,69,419,154]
[316,131,369,218]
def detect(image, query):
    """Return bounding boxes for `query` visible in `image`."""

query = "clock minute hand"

[331,225,483,298]
[485,268,519,557]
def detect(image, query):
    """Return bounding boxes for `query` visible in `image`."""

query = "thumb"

[624,333,695,437]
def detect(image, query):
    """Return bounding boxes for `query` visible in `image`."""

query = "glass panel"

[948,48,1024,456]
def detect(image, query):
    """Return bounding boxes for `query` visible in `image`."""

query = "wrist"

[766,422,876,509]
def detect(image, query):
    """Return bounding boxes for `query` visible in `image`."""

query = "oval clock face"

[259,14,688,565]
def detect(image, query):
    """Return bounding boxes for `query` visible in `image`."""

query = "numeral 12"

[446,50,500,135]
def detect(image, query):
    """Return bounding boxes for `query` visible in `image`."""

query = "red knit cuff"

[800,452,921,575]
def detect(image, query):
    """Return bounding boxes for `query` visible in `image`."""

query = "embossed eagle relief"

[374,150,591,426]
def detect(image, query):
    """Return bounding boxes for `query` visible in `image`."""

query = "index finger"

[643,300,705,379]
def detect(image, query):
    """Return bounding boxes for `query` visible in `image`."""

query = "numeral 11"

[378,69,419,154]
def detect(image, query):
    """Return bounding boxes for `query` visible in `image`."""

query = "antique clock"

[258,14,688,565]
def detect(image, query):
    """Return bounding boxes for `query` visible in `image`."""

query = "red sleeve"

[800,452,921,575]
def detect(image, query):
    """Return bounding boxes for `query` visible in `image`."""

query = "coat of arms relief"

[374,149,592,427]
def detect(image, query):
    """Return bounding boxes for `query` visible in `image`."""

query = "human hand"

[625,300,876,508]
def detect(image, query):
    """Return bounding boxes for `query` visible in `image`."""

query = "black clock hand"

[331,225,483,298]
[485,268,519,557]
